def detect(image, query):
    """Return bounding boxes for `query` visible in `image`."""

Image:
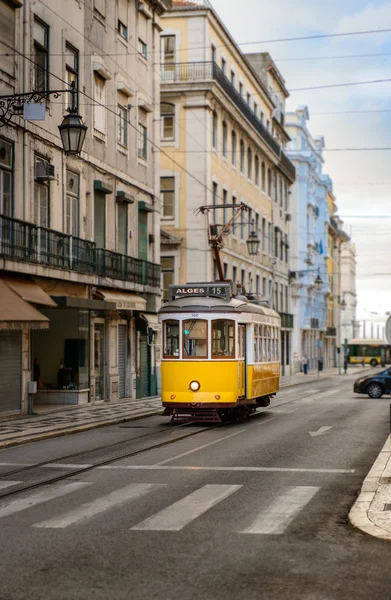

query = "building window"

[118,20,128,40]
[280,178,283,207]
[239,82,243,98]
[285,285,289,312]
[94,0,106,18]
[262,217,266,252]
[285,183,289,211]
[65,170,79,237]
[117,202,128,255]
[247,92,251,106]
[162,257,175,302]
[280,284,284,311]
[248,208,252,238]
[93,73,106,136]
[255,155,259,186]
[260,111,265,125]
[221,57,226,74]
[161,176,175,219]
[117,104,128,147]
[138,38,147,58]
[280,234,284,260]
[285,233,289,263]
[269,280,272,301]
[223,262,228,279]
[222,188,228,225]
[261,162,266,192]
[247,147,252,180]
[211,44,216,63]
[212,111,218,149]
[254,101,258,117]
[241,268,245,286]
[232,194,237,223]
[262,277,266,297]
[161,102,175,141]
[231,130,237,165]
[256,275,260,296]
[255,212,260,240]
[33,18,49,92]
[268,222,272,255]
[241,204,246,240]
[274,172,278,202]
[34,156,50,228]
[267,168,272,197]
[162,36,175,74]
[65,43,78,109]
[274,229,278,258]
[232,265,237,283]
[274,283,278,311]
[240,139,245,173]
[0,138,13,217]
[138,122,147,159]
[222,121,228,158]
[231,70,235,88]
[212,181,218,224]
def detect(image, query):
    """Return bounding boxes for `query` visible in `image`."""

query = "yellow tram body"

[159,283,281,422]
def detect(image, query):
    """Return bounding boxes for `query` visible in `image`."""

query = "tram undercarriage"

[163,396,273,424]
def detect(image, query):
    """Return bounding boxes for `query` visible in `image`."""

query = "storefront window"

[163,320,179,358]
[183,319,208,358]
[212,320,235,358]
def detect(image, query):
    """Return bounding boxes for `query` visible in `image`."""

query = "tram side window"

[183,319,208,358]
[267,326,271,361]
[259,326,264,361]
[212,320,235,358]
[254,325,259,362]
[271,327,275,361]
[163,320,180,358]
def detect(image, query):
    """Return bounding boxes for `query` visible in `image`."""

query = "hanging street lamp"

[314,272,323,291]
[246,219,260,256]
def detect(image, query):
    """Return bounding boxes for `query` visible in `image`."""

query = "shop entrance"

[94,322,105,401]
[0,331,21,415]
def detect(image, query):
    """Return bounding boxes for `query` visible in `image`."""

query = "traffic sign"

[386,316,391,345]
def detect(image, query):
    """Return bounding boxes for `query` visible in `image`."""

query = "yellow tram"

[159,282,281,422]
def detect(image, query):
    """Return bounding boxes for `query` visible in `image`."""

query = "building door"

[238,324,246,398]
[0,331,21,415]
[136,327,150,398]
[118,323,127,399]
[138,210,148,261]
[94,191,106,248]
[94,322,105,401]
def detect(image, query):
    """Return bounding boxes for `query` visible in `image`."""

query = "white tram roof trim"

[159,296,280,320]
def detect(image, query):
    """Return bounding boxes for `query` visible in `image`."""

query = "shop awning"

[0,280,50,331]
[141,313,160,331]
[97,289,147,311]
[2,277,57,307]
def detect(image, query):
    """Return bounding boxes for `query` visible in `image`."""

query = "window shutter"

[0,2,15,77]
[94,0,106,17]
[138,13,147,41]
[118,0,127,24]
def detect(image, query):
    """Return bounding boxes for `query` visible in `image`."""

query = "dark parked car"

[354,368,391,398]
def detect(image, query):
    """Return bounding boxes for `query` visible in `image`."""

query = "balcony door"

[94,191,106,249]
[138,210,148,261]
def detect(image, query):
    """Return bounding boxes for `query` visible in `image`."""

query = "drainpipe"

[22,0,29,221]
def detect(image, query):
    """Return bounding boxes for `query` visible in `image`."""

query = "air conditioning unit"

[35,161,55,181]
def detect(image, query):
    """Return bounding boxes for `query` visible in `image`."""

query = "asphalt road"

[1,374,391,600]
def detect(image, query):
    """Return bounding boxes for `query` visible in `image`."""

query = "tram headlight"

[189,380,201,392]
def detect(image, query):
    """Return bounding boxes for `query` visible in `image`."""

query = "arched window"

[240,139,245,173]
[222,121,228,158]
[212,111,218,149]
[267,168,272,197]
[247,147,252,180]
[231,130,237,165]
[255,155,260,186]
[160,103,175,141]
[261,162,266,192]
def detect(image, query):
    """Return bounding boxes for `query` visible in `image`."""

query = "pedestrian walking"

[302,354,309,375]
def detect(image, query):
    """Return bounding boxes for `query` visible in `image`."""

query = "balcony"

[310,318,319,329]
[162,62,296,176]
[280,312,294,329]
[326,327,337,337]
[0,215,160,288]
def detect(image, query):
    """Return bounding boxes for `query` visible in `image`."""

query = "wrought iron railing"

[326,327,337,337]
[310,318,320,329]
[278,150,296,182]
[280,312,294,329]
[0,215,160,287]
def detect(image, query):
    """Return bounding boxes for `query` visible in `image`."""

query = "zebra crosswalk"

[0,479,320,535]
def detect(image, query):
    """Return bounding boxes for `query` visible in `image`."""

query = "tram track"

[0,383,338,501]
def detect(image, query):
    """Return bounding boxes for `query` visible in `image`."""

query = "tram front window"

[163,320,180,358]
[183,320,208,358]
[212,320,235,358]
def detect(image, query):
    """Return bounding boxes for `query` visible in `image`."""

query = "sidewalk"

[280,365,368,388]
[350,435,391,541]
[0,365,370,449]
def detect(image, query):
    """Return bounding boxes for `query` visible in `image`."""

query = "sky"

[210,0,391,324]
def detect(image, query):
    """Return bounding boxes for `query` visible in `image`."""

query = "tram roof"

[159,296,280,319]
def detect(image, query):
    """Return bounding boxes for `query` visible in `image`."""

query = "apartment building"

[159,0,296,374]
[0,0,169,415]
[340,241,358,344]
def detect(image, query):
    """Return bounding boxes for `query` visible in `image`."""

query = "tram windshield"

[183,320,208,358]
[163,320,180,358]
[212,320,235,358]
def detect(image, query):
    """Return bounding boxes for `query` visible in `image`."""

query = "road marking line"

[34,483,165,529]
[0,482,90,518]
[131,484,242,532]
[156,429,246,466]
[309,426,333,437]
[271,407,300,414]
[42,463,93,469]
[241,486,320,535]
[314,389,342,399]
[0,481,22,490]
[0,462,32,467]
[98,465,355,474]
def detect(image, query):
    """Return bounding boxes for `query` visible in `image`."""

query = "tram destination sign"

[169,283,232,302]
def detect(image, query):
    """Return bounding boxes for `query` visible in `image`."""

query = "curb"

[0,409,163,450]
[349,434,391,541]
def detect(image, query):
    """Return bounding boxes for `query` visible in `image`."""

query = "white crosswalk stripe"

[241,486,320,535]
[34,483,165,529]
[131,484,242,532]
[0,482,90,519]
[0,481,23,490]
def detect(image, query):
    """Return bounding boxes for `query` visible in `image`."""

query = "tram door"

[238,325,246,398]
